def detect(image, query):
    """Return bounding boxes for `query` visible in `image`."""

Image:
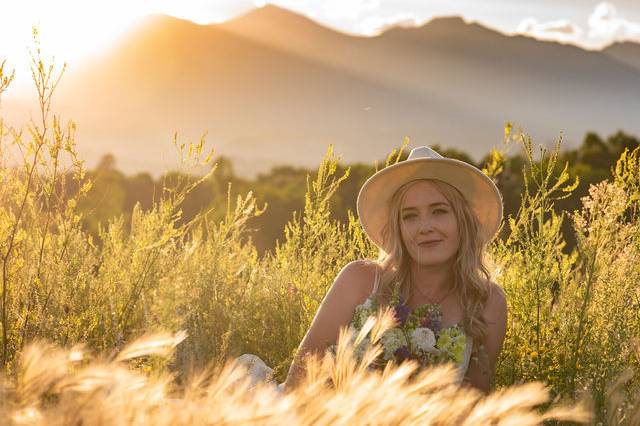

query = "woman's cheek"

[401,223,413,241]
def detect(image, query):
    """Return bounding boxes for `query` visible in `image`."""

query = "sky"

[2,0,640,92]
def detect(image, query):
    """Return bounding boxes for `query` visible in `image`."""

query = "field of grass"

[0,45,638,424]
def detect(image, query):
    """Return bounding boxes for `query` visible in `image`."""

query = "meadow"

[0,47,638,424]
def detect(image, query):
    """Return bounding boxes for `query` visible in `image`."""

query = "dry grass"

[0,312,594,425]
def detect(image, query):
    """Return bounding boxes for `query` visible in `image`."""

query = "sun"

[0,1,146,93]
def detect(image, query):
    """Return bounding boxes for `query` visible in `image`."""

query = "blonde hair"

[373,179,492,350]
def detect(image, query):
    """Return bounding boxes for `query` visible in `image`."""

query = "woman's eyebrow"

[401,202,449,211]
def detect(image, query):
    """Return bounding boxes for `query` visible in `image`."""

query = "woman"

[282,146,508,392]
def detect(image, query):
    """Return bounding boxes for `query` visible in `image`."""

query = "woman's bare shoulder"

[485,281,507,324]
[488,281,507,303]
[332,259,380,301]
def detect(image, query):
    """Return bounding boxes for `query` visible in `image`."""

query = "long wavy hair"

[373,178,492,351]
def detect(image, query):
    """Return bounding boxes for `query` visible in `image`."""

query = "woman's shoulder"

[333,259,380,301]
[484,281,508,324]
[486,281,506,304]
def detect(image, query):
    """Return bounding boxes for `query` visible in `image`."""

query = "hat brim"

[356,158,503,251]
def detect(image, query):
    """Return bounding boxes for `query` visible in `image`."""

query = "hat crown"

[407,146,443,160]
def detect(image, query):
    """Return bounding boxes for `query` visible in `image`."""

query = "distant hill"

[14,5,640,176]
[602,42,640,72]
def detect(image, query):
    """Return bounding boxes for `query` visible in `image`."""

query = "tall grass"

[491,129,640,420]
[0,40,638,423]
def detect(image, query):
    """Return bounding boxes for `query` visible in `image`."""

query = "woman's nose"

[418,217,434,234]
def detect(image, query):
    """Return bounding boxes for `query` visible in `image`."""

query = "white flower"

[411,327,436,352]
[380,328,407,360]
[362,298,373,310]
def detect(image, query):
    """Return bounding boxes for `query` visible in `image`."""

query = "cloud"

[356,13,425,36]
[587,2,640,43]
[516,17,583,43]
[516,2,640,48]
[267,0,380,21]
[321,0,380,20]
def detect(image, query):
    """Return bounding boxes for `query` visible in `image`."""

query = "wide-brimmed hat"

[357,146,503,250]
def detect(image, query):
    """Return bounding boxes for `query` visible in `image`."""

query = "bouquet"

[337,288,467,369]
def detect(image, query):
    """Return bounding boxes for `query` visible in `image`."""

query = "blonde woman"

[282,146,507,392]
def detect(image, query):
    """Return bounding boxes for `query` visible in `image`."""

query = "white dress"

[457,334,473,382]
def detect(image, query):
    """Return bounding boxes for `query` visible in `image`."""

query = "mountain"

[24,5,640,175]
[602,42,640,72]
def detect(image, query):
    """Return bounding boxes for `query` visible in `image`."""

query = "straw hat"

[357,146,503,250]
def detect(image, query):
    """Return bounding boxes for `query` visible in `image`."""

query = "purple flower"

[394,303,410,326]
[394,346,411,362]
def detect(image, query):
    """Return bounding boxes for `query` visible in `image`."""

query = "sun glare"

[1,1,148,93]
[1,1,259,95]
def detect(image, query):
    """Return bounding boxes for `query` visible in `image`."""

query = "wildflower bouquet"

[343,289,467,369]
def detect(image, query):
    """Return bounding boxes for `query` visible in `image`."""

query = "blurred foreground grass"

[1,320,595,425]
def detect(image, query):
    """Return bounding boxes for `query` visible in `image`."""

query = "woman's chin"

[411,257,453,268]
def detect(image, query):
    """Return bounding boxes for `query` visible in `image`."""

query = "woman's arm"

[464,282,508,393]
[282,260,375,390]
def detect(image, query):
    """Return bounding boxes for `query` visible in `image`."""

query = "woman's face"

[399,180,460,268]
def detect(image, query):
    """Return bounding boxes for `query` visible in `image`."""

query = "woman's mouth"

[418,240,442,248]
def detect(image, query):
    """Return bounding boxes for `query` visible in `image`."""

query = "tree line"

[76,130,639,253]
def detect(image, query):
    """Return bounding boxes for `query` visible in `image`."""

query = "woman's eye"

[433,209,448,215]
[402,213,416,220]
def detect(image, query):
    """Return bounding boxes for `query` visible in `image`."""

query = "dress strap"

[371,263,381,295]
